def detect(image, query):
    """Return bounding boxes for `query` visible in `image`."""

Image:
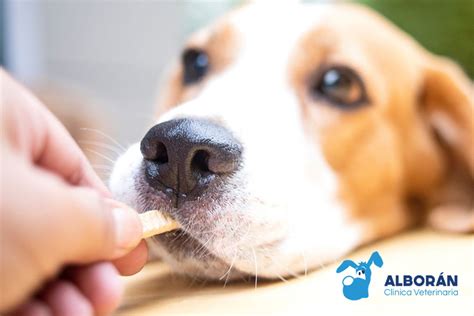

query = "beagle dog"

[110,3,473,281]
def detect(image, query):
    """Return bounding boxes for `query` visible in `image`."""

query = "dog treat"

[139,210,180,238]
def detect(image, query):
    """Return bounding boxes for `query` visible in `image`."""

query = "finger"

[113,240,149,276]
[10,299,52,316]
[0,70,109,196]
[56,187,143,262]
[67,263,123,316]
[8,158,142,263]
[40,281,93,316]
[0,154,141,311]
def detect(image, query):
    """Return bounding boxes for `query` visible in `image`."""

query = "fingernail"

[106,199,142,253]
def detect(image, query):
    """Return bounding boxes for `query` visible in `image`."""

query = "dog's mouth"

[152,228,208,257]
[131,157,293,280]
[133,171,254,278]
[143,198,287,280]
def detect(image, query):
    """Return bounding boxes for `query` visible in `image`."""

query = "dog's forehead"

[224,4,331,61]
[186,4,333,66]
[187,3,418,82]
[229,4,328,44]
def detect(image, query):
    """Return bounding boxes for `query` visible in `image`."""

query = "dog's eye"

[182,48,209,85]
[361,270,365,274]
[311,66,367,109]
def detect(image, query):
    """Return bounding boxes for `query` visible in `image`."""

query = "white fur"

[110,4,362,279]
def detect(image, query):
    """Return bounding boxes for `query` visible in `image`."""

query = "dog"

[336,251,383,300]
[110,2,473,281]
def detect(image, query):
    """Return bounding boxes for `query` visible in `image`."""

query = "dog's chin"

[149,230,249,281]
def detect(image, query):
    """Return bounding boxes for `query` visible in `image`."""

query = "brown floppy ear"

[422,57,473,174]
[420,56,474,232]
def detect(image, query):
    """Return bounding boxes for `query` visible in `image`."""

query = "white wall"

[5,0,235,144]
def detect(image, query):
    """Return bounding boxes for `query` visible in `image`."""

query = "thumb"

[54,187,143,264]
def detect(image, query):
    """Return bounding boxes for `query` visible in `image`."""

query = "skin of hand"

[0,69,148,316]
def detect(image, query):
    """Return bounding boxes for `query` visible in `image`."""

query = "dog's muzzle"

[140,118,243,199]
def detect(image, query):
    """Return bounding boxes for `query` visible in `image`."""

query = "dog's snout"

[140,118,242,195]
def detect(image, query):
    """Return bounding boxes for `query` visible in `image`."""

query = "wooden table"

[119,229,473,315]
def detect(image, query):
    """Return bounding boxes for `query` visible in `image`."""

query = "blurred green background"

[359,0,474,78]
[184,0,474,78]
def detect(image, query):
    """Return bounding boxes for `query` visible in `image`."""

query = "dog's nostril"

[191,150,210,173]
[154,142,169,164]
[141,139,168,163]
[141,138,169,164]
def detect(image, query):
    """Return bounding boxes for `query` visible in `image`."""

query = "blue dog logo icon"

[336,251,383,300]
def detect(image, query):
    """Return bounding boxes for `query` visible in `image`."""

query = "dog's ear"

[419,56,474,233]
[367,251,383,268]
[336,260,358,273]
[420,56,473,176]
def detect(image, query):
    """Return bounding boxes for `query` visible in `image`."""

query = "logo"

[383,273,459,297]
[336,251,384,300]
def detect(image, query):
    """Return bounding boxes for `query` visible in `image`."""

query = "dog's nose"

[140,118,242,195]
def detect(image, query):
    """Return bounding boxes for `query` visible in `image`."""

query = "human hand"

[0,69,148,316]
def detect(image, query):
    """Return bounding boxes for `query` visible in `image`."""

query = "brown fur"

[158,3,473,240]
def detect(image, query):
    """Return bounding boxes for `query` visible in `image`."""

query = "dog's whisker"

[78,140,124,157]
[83,148,117,164]
[220,222,256,253]
[251,245,308,281]
[93,167,113,173]
[302,250,308,277]
[192,234,215,259]
[220,252,237,288]
[91,164,114,170]
[79,127,127,151]
[223,262,235,287]
[93,171,113,178]
[186,274,200,288]
[251,246,258,289]
[273,270,289,283]
[171,230,188,244]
